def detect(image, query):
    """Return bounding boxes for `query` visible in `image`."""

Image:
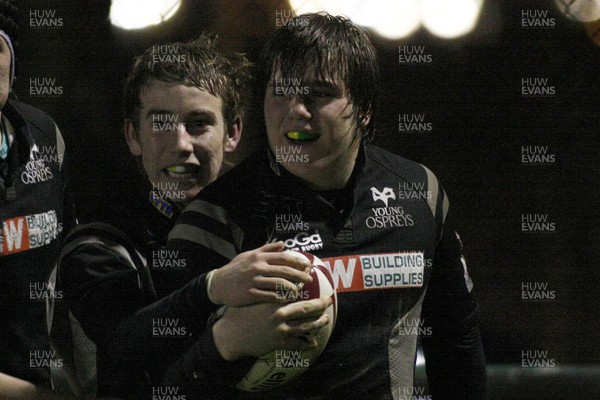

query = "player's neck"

[299,149,359,191]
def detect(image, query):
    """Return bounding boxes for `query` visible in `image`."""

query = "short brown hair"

[123,34,251,128]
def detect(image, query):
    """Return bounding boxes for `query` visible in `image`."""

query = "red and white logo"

[1,210,60,256]
[320,252,427,293]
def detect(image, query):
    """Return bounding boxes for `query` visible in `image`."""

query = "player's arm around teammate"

[99,240,331,396]
[54,36,331,399]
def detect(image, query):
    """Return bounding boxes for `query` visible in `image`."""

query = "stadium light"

[350,0,421,40]
[555,0,600,23]
[288,0,347,15]
[421,0,483,39]
[289,0,420,39]
[110,0,181,30]
[288,0,483,40]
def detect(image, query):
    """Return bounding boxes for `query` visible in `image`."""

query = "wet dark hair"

[0,0,18,44]
[258,12,378,142]
[123,34,251,128]
[0,0,19,85]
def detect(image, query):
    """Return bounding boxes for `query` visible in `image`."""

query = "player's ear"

[359,108,372,129]
[224,115,242,153]
[124,119,142,156]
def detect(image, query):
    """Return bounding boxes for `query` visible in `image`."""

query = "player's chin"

[282,157,332,184]
[182,185,204,203]
[279,158,315,176]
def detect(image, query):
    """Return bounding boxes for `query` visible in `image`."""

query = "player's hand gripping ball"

[236,251,338,392]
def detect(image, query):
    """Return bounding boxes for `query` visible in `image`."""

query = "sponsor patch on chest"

[1,210,60,256]
[320,252,427,292]
[269,231,324,252]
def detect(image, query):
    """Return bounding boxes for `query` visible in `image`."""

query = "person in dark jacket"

[52,35,325,399]
[163,12,488,399]
[0,1,76,398]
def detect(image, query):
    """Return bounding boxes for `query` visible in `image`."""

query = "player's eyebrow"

[310,80,344,95]
[184,110,217,121]
[311,80,339,89]
[145,109,175,119]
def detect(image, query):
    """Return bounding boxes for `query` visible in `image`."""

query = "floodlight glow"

[110,0,181,30]
[288,0,347,16]
[555,0,600,23]
[289,0,420,39]
[351,0,421,39]
[422,0,483,38]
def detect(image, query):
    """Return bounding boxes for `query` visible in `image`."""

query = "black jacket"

[0,100,73,385]
[54,172,191,397]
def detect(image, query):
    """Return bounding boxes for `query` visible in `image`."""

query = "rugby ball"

[236,251,337,392]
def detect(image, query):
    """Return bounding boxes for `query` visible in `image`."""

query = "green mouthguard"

[166,165,197,173]
[286,131,319,141]
[167,166,187,173]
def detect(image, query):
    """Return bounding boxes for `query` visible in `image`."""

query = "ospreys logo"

[371,187,395,207]
[21,145,54,185]
[367,186,414,229]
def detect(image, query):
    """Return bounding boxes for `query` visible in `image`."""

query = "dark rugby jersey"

[53,173,193,397]
[159,145,486,400]
[0,100,72,386]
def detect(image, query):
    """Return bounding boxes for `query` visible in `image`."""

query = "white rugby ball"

[236,251,338,392]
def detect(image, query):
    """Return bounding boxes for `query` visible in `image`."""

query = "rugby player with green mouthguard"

[51,36,329,398]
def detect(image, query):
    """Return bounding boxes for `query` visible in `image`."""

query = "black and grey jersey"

[50,175,202,398]
[0,100,72,386]
[165,145,486,400]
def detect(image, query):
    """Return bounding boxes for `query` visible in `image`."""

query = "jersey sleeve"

[101,274,220,396]
[420,214,487,399]
[127,311,257,398]
[56,223,221,397]
[148,198,255,390]
[55,224,153,396]
[167,198,244,276]
[59,241,147,344]
[102,197,245,396]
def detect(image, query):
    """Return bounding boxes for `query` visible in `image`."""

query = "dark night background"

[12,0,600,394]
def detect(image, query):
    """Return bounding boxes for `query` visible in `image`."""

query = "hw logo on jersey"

[1,216,30,255]
[320,252,427,293]
[371,187,396,207]
[1,210,60,256]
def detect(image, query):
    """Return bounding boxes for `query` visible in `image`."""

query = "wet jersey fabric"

[162,145,486,400]
[0,100,72,385]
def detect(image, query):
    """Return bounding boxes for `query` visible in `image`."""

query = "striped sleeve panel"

[55,123,65,172]
[420,164,449,240]
[169,199,244,262]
